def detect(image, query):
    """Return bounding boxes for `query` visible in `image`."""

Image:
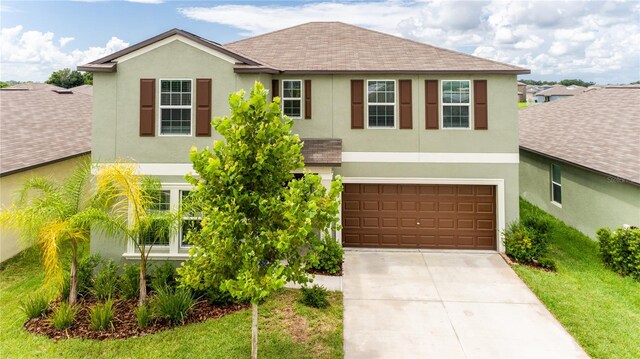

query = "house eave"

[77,63,117,73]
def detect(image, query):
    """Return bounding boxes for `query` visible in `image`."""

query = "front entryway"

[342,184,496,249]
[343,250,588,358]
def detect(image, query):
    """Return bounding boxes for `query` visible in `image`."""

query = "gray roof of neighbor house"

[0,83,92,176]
[519,86,640,185]
[535,85,587,97]
[79,22,529,75]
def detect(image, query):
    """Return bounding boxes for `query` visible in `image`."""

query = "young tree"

[90,162,179,305]
[178,82,342,359]
[45,68,85,89]
[0,160,94,305]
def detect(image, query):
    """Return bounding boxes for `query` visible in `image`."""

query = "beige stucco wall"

[520,150,640,238]
[0,155,89,262]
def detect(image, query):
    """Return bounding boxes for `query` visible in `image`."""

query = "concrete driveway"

[343,250,588,359]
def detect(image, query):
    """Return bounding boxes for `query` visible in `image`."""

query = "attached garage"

[342,183,497,250]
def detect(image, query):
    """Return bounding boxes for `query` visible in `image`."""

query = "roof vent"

[53,89,74,94]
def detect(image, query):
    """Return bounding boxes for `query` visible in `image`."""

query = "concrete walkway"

[343,250,588,359]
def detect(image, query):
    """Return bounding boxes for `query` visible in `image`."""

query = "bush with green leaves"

[205,286,237,306]
[150,262,176,292]
[19,294,49,319]
[310,238,344,275]
[152,287,195,324]
[91,260,119,301]
[521,212,553,241]
[89,300,114,331]
[503,221,549,263]
[135,304,152,328]
[119,263,141,300]
[51,302,77,330]
[537,257,557,271]
[300,285,330,309]
[597,226,640,280]
[61,254,101,301]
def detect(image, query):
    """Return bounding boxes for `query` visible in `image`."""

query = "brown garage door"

[342,184,496,250]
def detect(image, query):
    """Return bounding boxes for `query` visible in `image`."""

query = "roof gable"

[225,22,529,74]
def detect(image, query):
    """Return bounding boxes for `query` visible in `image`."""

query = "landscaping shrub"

[521,212,553,240]
[503,220,550,264]
[89,300,114,331]
[61,254,101,300]
[310,238,344,274]
[19,293,49,319]
[536,257,557,271]
[152,287,195,324]
[299,285,330,309]
[51,302,77,330]
[597,226,640,280]
[119,263,140,300]
[150,262,176,292]
[205,286,237,306]
[91,260,119,301]
[135,304,152,328]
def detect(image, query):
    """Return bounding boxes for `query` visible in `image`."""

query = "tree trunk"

[139,257,147,306]
[69,242,78,305]
[251,302,258,359]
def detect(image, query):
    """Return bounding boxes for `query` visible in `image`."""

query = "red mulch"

[307,262,343,276]
[24,297,248,341]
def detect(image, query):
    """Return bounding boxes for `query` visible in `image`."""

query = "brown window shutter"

[425,80,439,129]
[271,79,280,100]
[474,80,488,130]
[196,78,212,137]
[139,79,155,136]
[304,79,312,119]
[351,79,364,129]
[399,79,412,129]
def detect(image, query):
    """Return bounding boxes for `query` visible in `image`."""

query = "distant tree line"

[46,68,92,88]
[520,79,596,87]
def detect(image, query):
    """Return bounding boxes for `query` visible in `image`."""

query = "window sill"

[122,252,190,261]
[551,201,562,208]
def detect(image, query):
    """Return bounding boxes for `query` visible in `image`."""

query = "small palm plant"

[89,162,178,305]
[0,160,94,305]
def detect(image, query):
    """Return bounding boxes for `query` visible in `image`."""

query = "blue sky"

[1,0,639,84]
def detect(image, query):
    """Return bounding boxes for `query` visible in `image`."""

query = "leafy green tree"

[0,81,9,88]
[0,160,94,305]
[83,72,93,85]
[45,68,85,89]
[178,82,342,359]
[90,162,179,305]
[559,79,595,87]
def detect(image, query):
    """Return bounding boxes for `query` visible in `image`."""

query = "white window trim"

[339,177,506,253]
[158,78,193,137]
[366,79,397,129]
[282,79,303,120]
[125,183,195,258]
[440,79,473,130]
[551,164,562,207]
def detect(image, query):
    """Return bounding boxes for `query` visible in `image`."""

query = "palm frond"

[38,220,68,289]
[61,159,94,213]
[95,162,149,226]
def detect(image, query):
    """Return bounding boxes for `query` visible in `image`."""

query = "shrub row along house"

[0,83,92,262]
[78,22,530,262]
[519,85,640,237]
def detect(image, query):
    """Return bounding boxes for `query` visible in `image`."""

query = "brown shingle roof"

[519,87,640,185]
[0,83,92,176]
[226,22,529,74]
[535,85,587,97]
[301,139,342,167]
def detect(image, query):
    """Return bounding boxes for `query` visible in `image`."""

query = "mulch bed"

[24,297,248,341]
[307,262,343,276]
[501,253,555,272]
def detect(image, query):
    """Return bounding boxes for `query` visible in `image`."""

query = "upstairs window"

[367,80,395,128]
[442,80,471,128]
[551,164,562,205]
[160,79,192,135]
[282,80,302,118]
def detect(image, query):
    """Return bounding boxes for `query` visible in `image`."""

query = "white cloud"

[126,0,164,4]
[179,0,640,83]
[0,26,129,81]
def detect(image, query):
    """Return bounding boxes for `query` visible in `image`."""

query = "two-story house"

[79,22,529,262]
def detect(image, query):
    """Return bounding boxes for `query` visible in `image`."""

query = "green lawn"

[515,200,640,359]
[0,248,343,359]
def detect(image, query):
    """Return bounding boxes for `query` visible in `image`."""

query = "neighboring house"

[534,85,587,103]
[525,85,539,103]
[79,22,529,262]
[517,82,526,102]
[0,83,92,262]
[520,86,640,238]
